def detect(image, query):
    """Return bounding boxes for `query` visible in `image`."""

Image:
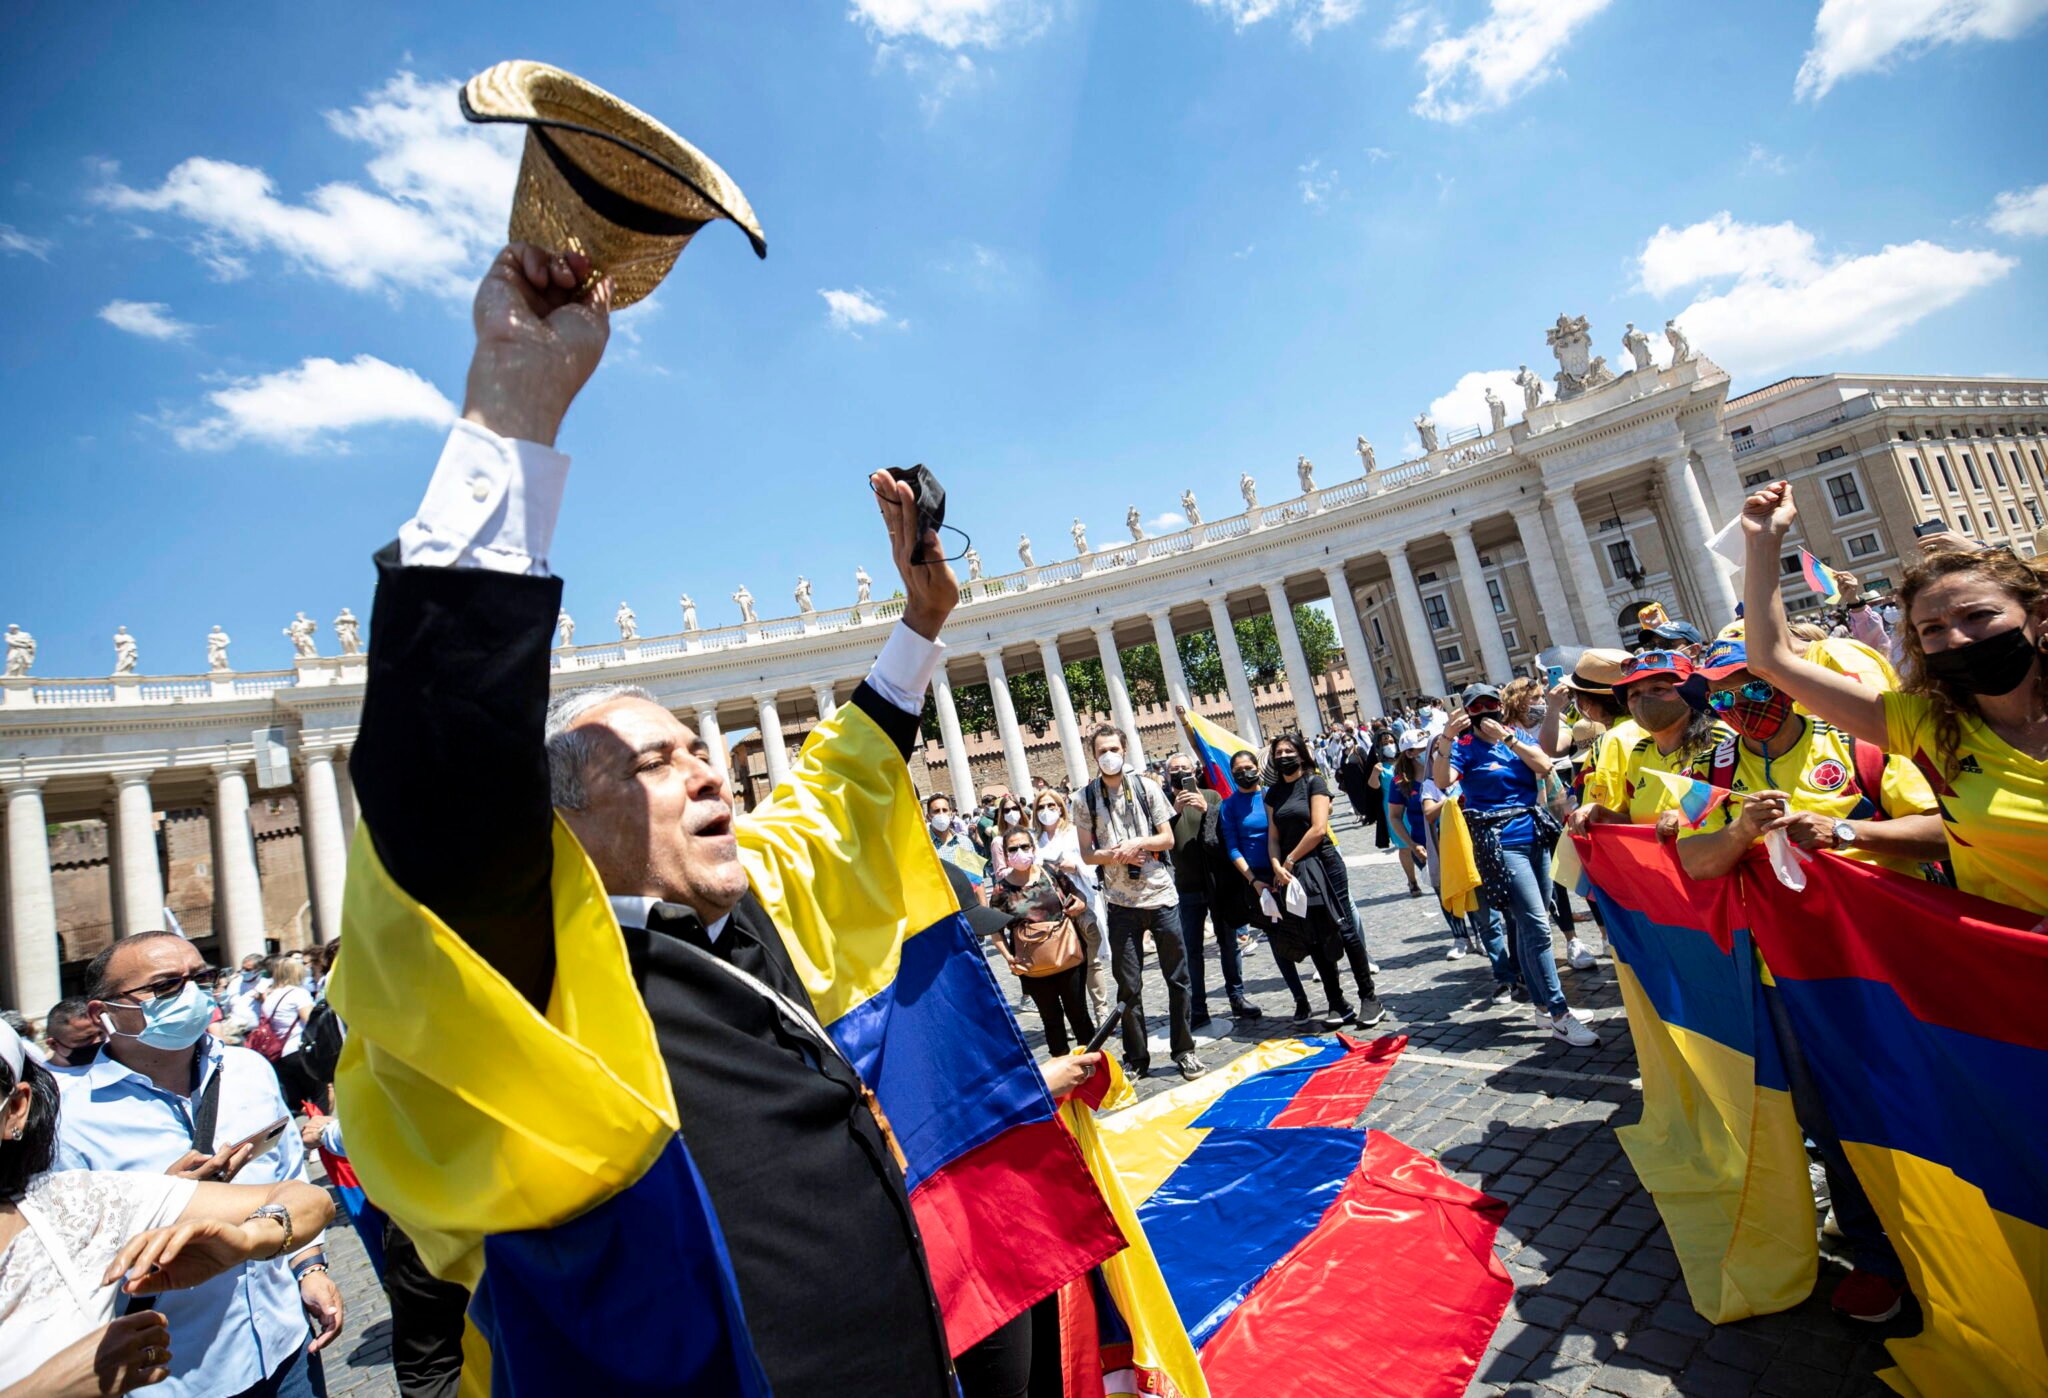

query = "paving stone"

[1574,1297,1642,1336]
[1617,1327,1696,1369]
[1568,1245,1629,1276]
[1648,1300,1715,1338]
[1555,1204,1611,1231]
[1540,1269,1608,1302]
[1533,1223,1592,1251]
[1702,1328,1781,1374]
[1600,1269,1669,1305]
[1584,1222,1653,1252]
[1756,1358,1841,1397]
[1515,1294,1582,1330]
[1585,1357,1676,1398]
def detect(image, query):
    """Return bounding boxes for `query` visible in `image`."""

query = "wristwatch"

[1831,820,1857,847]
[243,1203,294,1259]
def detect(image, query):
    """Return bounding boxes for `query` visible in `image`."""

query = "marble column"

[1037,638,1090,790]
[929,668,978,811]
[811,683,839,724]
[334,752,359,842]
[1448,524,1515,681]
[1206,595,1264,747]
[1148,611,1192,713]
[1092,625,1148,767]
[109,771,165,939]
[1511,502,1583,651]
[3,778,60,1017]
[210,764,268,967]
[1545,487,1612,646]
[982,650,1034,795]
[755,694,791,789]
[298,747,349,944]
[693,706,730,784]
[1662,454,1740,623]
[1320,563,1384,720]
[1386,544,1449,698]
[1263,582,1325,735]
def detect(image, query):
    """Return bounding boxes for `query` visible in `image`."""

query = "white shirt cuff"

[396,420,571,576]
[866,623,945,715]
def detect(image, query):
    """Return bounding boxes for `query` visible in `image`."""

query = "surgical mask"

[1036,807,1060,828]
[1629,692,1692,734]
[1002,810,1021,827]
[929,814,954,835]
[1005,849,1034,872]
[1097,751,1125,776]
[101,980,213,1052]
[1379,744,1395,758]
[1922,626,2039,697]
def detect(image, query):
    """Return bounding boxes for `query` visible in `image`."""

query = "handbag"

[244,994,288,1062]
[1009,916,1084,978]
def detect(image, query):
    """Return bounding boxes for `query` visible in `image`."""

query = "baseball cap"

[1615,649,1695,686]
[1397,729,1430,753]
[1697,638,1750,681]
[1460,682,1502,707]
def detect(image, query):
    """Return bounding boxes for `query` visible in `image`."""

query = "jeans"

[1176,887,1246,1015]
[1464,897,1516,988]
[1763,986,1905,1283]
[1104,901,1194,1066]
[1488,841,1566,1016]
[230,1347,327,1398]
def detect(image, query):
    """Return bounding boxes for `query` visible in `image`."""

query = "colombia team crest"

[1810,758,1848,792]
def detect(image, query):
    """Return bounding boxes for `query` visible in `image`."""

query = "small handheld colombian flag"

[1635,766,1735,829]
[1182,709,1256,798]
[1798,548,1842,604]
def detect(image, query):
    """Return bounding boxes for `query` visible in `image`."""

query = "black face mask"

[1276,755,1303,776]
[1923,626,2040,697]
[1232,769,1260,791]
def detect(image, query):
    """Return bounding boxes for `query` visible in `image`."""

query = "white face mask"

[929,813,953,835]
[1097,751,1125,776]
[1037,807,1060,828]
[1002,810,1021,827]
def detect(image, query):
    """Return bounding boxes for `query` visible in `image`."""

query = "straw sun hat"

[461,60,766,308]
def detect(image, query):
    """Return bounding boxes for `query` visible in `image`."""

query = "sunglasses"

[1628,650,1688,674]
[108,965,220,1005]
[1706,679,1777,711]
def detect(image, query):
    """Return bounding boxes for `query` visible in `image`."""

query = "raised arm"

[1739,482,1888,748]
[349,246,611,1008]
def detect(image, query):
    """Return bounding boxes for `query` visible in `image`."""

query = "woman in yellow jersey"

[1569,651,1738,834]
[1741,481,2048,916]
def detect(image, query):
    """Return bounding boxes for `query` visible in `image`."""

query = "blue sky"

[4,0,2046,676]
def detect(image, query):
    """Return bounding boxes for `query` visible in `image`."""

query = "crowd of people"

[3,229,2043,1397]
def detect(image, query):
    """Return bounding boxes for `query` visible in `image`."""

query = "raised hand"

[104,1218,274,1295]
[462,243,614,448]
[1740,480,1798,540]
[870,470,960,642]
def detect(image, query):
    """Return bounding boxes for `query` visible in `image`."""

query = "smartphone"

[1085,1002,1129,1055]
[221,1116,292,1168]
[1170,771,1198,794]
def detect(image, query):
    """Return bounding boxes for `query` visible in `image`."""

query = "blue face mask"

[105,980,214,1051]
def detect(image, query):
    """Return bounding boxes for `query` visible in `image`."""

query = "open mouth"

[691,808,735,839]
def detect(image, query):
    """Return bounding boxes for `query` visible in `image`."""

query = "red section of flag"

[1575,826,1743,954]
[911,1115,1127,1355]
[1197,1132,1512,1398]
[1269,1034,1408,1128]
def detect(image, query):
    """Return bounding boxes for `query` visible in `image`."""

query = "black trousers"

[956,1295,1064,1398]
[1019,965,1094,1056]
[1104,902,1194,1066]
[382,1218,469,1398]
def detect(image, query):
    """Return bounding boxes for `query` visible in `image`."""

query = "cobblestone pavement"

[313,812,1903,1398]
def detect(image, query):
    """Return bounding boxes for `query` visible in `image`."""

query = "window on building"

[1501,628,1521,652]
[1977,427,1990,438]
[1938,456,1957,492]
[1846,533,1882,559]
[1816,445,1846,463]
[2010,451,2025,483]
[1992,453,2008,487]
[1486,578,1507,615]
[2034,449,2045,481]
[2009,507,2021,526]
[1370,616,1385,648]
[1908,456,1929,494]
[1780,554,1803,576]
[1984,512,1996,533]
[1597,516,1624,533]
[1825,472,1865,516]
[1742,469,1771,487]
[1436,644,1463,667]
[1423,594,1451,630]
[1897,431,1912,442]
[1730,425,1753,439]
[1606,540,1640,582]
[1961,516,1975,534]
[1416,570,1439,584]
[1964,454,1982,489]
[2029,501,2042,528]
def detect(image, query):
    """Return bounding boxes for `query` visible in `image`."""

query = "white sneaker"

[1567,937,1598,971]
[1551,1010,1599,1047]
[1446,941,1468,960]
[1368,959,1382,975]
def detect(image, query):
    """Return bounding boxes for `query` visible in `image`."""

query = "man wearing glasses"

[53,931,342,1398]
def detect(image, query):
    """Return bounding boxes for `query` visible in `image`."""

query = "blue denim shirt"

[55,1037,314,1397]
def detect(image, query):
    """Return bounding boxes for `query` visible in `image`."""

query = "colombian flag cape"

[1182,709,1256,798]
[334,700,1124,1393]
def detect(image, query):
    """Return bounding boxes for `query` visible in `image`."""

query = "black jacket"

[349,546,953,1397]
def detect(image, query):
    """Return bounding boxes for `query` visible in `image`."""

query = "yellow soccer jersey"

[1581,719,1643,813]
[1612,721,1741,834]
[1884,690,2048,916]
[1808,636,1900,691]
[1720,717,1938,877]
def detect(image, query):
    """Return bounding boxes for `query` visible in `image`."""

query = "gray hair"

[545,683,657,810]
[1163,748,1196,769]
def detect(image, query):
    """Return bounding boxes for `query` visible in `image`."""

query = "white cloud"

[1192,0,1365,40]
[0,223,53,260]
[94,71,518,299]
[169,354,454,451]
[819,286,894,334]
[1744,143,1790,175]
[1149,511,1193,534]
[1298,158,1338,205]
[1426,369,1535,438]
[850,0,1049,47]
[98,300,195,341]
[1988,181,2048,237]
[1364,145,1395,163]
[1796,0,2048,101]
[1639,211,2015,379]
[1232,242,1257,259]
[1411,0,1617,123]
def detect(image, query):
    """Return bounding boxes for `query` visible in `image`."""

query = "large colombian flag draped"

[1740,849,2048,1397]
[335,699,1125,1394]
[1084,1034,1516,1398]
[1575,824,1818,1324]
[1183,709,1257,797]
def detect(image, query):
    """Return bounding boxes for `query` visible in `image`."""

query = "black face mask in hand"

[1922,625,2040,697]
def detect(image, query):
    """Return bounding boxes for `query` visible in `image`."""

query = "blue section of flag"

[1190,1040,1349,1129]
[1799,548,1841,603]
[1137,1126,1363,1345]
[828,911,1054,1190]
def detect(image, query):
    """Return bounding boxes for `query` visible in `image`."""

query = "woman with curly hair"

[1741,480,2046,915]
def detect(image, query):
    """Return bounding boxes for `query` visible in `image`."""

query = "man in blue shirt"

[56,931,342,1398]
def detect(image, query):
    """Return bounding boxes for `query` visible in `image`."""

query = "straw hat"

[461,61,766,308]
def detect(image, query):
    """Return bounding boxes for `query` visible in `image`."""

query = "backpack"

[1083,773,1175,875]
[243,993,288,1062]
[300,1000,347,1088]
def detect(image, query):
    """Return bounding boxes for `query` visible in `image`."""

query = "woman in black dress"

[1265,731,1384,1028]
